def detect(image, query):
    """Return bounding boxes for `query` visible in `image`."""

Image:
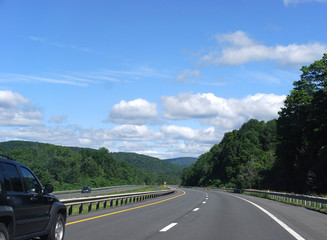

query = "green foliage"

[111,152,183,185]
[182,119,277,189]
[274,54,327,193]
[0,141,179,190]
[164,157,198,167]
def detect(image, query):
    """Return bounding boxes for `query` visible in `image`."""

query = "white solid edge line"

[230,194,305,240]
[160,223,178,232]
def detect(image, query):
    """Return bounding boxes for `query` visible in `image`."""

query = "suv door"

[0,163,52,237]
[0,162,28,236]
[19,166,53,233]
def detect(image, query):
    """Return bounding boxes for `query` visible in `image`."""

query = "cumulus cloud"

[161,92,286,129]
[201,31,327,67]
[161,125,217,143]
[108,98,159,125]
[0,90,287,159]
[0,90,43,126]
[161,93,219,120]
[106,125,161,141]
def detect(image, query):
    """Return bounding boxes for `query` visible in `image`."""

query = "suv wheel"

[0,223,9,240]
[43,213,65,240]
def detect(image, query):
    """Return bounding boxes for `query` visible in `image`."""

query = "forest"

[182,54,327,194]
[0,141,182,190]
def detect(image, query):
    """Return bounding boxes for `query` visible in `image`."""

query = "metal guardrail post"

[208,187,327,211]
[79,204,83,214]
[68,206,73,216]
[62,189,175,216]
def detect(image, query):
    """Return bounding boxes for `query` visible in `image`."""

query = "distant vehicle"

[81,186,91,193]
[0,154,66,240]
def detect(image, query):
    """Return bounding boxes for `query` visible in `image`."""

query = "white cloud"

[0,73,92,86]
[0,90,43,126]
[109,98,159,125]
[284,0,327,6]
[108,125,160,140]
[0,90,286,158]
[28,36,101,54]
[0,125,79,146]
[49,115,67,124]
[87,125,162,142]
[161,125,217,143]
[78,138,92,145]
[176,69,201,83]
[161,93,220,120]
[161,92,286,129]
[201,31,327,67]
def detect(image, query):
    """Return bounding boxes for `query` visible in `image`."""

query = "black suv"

[0,155,66,240]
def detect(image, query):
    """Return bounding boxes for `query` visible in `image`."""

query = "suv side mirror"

[44,184,54,194]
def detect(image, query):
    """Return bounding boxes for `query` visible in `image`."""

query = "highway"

[65,188,327,240]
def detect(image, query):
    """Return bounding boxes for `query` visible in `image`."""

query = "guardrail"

[213,188,327,211]
[60,189,175,216]
[54,185,141,195]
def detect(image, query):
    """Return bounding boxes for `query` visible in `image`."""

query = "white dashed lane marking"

[160,193,208,233]
[160,223,178,232]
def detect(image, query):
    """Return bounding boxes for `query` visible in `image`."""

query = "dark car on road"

[0,154,66,240]
[81,186,91,193]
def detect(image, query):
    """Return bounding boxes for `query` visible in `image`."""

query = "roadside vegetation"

[182,54,327,194]
[0,142,182,190]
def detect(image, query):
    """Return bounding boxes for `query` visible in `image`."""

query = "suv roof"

[0,154,14,161]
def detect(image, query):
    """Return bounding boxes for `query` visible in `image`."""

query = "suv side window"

[0,163,12,192]
[20,167,42,194]
[4,163,24,192]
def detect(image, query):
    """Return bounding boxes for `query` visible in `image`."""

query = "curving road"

[65,188,327,240]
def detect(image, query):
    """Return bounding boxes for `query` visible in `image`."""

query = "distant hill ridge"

[164,157,197,167]
[0,140,184,186]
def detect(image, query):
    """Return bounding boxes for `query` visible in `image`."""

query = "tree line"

[0,141,182,190]
[182,54,327,194]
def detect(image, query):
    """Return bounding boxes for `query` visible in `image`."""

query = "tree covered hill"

[0,141,182,190]
[164,157,198,167]
[181,119,277,189]
[111,152,183,184]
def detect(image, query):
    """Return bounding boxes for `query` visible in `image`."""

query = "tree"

[181,119,278,189]
[275,54,327,193]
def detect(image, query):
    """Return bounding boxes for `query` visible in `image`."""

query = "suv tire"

[0,223,9,240]
[42,213,65,240]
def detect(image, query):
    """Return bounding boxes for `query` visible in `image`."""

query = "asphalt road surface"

[65,188,327,240]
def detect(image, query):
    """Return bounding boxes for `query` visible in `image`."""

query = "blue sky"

[1,0,327,159]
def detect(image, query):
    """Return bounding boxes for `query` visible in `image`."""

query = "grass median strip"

[66,189,186,226]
